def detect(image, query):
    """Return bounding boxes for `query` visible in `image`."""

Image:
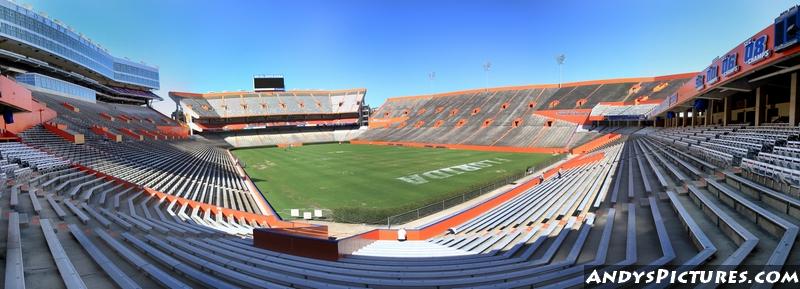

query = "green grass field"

[232,143,560,223]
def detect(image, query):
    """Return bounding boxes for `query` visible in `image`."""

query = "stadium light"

[483,61,492,90]
[428,72,436,93]
[555,54,566,88]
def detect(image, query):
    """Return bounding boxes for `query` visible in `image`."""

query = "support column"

[681,112,685,127]
[685,112,689,127]
[790,72,798,125]
[708,99,715,126]
[691,107,696,127]
[703,111,708,126]
[723,95,731,126]
[754,87,762,126]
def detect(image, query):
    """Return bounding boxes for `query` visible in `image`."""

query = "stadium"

[1,1,800,288]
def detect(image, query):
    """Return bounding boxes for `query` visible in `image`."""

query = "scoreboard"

[254,75,285,91]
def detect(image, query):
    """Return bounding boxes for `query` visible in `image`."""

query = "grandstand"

[356,74,690,152]
[169,89,369,148]
[0,2,799,289]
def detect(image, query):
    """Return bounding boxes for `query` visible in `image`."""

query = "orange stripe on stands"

[138,129,159,140]
[43,122,84,144]
[596,101,627,106]
[636,98,664,105]
[61,102,79,112]
[99,112,115,121]
[367,116,409,129]
[598,99,664,106]
[119,128,144,141]
[90,126,122,142]
[0,130,20,141]
[349,140,568,154]
[570,133,621,154]
[356,151,605,241]
[71,163,308,229]
[652,72,697,81]
[156,125,190,139]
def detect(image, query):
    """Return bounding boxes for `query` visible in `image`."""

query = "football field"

[232,143,560,223]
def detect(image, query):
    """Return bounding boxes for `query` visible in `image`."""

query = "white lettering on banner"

[396,158,512,185]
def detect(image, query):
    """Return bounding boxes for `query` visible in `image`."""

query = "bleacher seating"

[0,141,68,178]
[33,91,181,141]
[652,125,800,192]
[213,128,365,148]
[590,103,658,118]
[4,63,800,288]
[176,89,365,119]
[5,123,800,287]
[357,76,689,150]
[18,125,261,214]
[360,106,600,149]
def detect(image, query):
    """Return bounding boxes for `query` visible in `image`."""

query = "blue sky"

[22,0,798,114]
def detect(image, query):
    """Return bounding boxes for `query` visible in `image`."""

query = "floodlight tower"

[482,61,492,90]
[428,72,436,93]
[555,54,566,88]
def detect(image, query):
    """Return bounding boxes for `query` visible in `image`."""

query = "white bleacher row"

[220,128,365,148]
[589,104,629,116]
[0,141,69,176]
[19,125,260,214]
[33,91,177,140]
[613,126,643,135]
[652,126,750,165]
[761,146,800,170]
[3,141,625,288]
[451,146,621,236]
[1,161,31,180]
[92,140,260,214]
[8,128,800,288]
[358,96,603,149]
[741,158,800,187]
[4,141,594,288]
[180,90,365,118]
[589,103,657,117]
[640,134,797,270]
[353,240,477,257]
[31,166,257,236]
[3,163,263,288]
[652,125,800,189]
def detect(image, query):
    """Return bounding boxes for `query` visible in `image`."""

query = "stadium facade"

[0,2,798,289]
[0,0,160,105]
[169,88,370,147]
